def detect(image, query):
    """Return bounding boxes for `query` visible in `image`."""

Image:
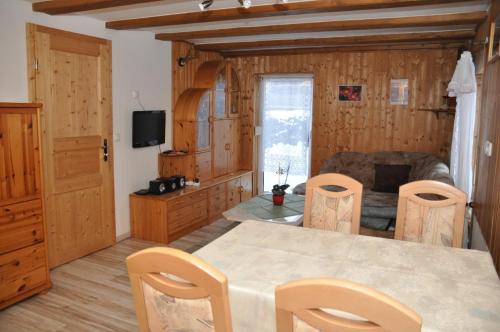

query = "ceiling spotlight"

[238,0,252,9]
[199,0,213,11]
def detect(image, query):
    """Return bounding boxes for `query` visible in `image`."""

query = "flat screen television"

[132,110,166,148]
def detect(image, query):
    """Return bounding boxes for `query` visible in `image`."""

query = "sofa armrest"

[413,161,454,186]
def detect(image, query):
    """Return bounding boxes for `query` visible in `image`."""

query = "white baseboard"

[116,232,131,242]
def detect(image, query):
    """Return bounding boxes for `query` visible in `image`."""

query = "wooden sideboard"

[130,171,252,244]
[0,103,51,309]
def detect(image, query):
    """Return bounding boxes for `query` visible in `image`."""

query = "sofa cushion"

[372,164,412,193]
[362,189,398,217]
[361,190,399,230]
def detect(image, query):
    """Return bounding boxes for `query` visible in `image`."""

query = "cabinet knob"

[225,143,230,151]
[239,186,244,193]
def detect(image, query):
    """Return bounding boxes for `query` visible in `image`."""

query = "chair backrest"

[126,247,232,332]
[275,278,422,332]
[303,173,363,234]
[395,180,466,247]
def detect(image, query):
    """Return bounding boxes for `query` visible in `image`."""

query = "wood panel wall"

[228,48,458,175]
[473,1,500,274]
[172,43,457,185]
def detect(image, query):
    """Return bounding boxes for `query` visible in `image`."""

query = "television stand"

[130,170,253,244]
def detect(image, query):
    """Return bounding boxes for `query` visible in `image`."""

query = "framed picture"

[338,85,362,101]
[390,79,409,105]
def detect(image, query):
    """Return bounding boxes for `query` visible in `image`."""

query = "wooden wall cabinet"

[132,61,252,245]
[172,61,242,181]
[0,103,51,310]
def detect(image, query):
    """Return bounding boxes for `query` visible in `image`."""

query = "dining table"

[194,220,500,332]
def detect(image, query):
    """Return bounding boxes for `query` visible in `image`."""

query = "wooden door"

[208,183,226,220]
[226,178,241,209]
[27,24,115,268]
[240,173,253,202]
[213,119,229,178]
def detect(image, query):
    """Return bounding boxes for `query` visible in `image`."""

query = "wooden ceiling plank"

[195,30,476,51]
[106,0,465,30]
[32,0,164,15]
[155,12,486,41]
[221,42,467,57]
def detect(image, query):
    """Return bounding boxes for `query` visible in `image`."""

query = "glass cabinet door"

[214,68,226,118]
[230,68,240,116]
[196,91,210,151]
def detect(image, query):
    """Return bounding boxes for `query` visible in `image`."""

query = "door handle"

[102,139,108,162]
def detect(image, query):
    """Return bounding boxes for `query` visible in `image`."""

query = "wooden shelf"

[417,107,455,118]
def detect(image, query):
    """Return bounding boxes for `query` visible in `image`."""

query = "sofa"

[293,151,454,230]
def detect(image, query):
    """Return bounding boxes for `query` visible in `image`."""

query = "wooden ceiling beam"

[32,0,164,15]
[195,30,476,51]
[221,42,467,57]
[106,0,464,30]
[155,12,486,41]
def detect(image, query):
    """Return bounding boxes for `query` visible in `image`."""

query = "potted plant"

[272,163,290,206]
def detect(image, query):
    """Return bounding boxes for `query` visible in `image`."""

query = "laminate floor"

[0,219,239,332]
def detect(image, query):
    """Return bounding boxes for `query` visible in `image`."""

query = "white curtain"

[448,51,476,202]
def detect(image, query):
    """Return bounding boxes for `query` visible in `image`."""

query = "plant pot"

[272,194,285,206]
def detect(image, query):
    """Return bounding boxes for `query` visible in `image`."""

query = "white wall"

[0,0,172,238]
[471,216,489,251]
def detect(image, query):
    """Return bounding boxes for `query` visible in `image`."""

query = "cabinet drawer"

[208,184,227,219]
[0,200,44,254]
[0,243,46,284]
[0,199,42,223]
[0,266,47,305]
[168,200,208,233]
[168,190,207,211]
[209,183,226,196]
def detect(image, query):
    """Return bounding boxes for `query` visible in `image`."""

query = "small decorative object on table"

[272,163,290,206]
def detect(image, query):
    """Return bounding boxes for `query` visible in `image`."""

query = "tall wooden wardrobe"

[0,103,51,309]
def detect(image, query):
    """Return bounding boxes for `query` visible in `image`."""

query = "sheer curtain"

[448,51,477,202]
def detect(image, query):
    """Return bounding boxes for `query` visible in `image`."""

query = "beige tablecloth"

[194,220,500,332]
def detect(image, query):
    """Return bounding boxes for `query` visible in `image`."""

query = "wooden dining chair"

[395,180,467,248]
[275,278,422,332]
[303,173,363,234]
[126,247,232,332]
